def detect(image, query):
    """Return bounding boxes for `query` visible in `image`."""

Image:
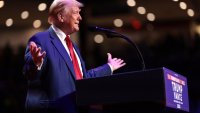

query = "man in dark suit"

[23,0,126,113]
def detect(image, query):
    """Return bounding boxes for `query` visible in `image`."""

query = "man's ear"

[57,13,64,22]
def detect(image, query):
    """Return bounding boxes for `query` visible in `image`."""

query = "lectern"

[76,67,189,113]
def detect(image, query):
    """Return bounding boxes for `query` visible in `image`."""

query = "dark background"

[0,0,200,113]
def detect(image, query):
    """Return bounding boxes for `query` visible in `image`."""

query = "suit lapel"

[48,27,76,79]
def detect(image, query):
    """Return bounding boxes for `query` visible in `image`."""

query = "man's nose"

[78,14,82,20]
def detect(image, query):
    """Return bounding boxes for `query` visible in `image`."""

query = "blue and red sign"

[163,68,189,112]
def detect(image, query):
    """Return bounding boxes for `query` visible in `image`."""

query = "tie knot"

[65,35,70,42]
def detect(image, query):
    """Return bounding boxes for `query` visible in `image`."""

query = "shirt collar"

[51,25,69,40]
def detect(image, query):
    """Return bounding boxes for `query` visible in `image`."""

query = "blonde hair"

[48,0,83,24]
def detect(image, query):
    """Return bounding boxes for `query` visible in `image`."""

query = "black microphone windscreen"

[88,26,98,32]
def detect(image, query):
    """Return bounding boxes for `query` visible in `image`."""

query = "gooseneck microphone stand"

[89,26,146,70]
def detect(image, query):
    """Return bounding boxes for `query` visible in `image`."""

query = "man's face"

[63,6,82,34]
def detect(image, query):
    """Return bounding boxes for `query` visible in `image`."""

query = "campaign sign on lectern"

[76,67,189,112]
[163,68,189,112]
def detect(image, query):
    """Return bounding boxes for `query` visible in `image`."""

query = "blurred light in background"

[127,0,136,7]
[131,18,141,30]
[127,1,156,22]
[137,6,146,15]
[21,11,29,20]
[113,19,123,27]
[38,3,47,11]
[179,2,187,10]
[147,13,156,21]
[33,20,42,28]
[187,9,195,17]
[94,34,104,44]
[195,25,200,35]
[5,18,13,27]
[0,0,4,8]
[172,0,179,2]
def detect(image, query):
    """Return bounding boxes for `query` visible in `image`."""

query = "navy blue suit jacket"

[23,27,112,113]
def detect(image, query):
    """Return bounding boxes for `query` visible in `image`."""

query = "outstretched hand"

[107,53,126,71]
[29,41,46,67]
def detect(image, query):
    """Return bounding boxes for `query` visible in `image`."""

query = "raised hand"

[107,53,126,71]
[29,41,46,67]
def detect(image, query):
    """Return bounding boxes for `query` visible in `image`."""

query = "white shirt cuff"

[36,59,43,70]
[107,63,113,75]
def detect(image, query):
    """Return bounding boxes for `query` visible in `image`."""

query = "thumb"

[30,41,37,47]
[107,53,112,60]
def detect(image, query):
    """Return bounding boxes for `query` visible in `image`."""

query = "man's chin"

[74,27,79,31]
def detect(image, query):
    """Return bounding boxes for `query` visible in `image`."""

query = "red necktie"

[65,36,83,80]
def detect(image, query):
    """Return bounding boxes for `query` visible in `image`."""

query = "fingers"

[30,41,37,46]
[36,47,41,56]
[29,41,37,51]
[29,41,46,66]
[116,59,124,64]
[107,53,112,60]
[30,46,37,57]
[119,62,126,67]
[39,51,46,59]
[107,54,126,71]
[113,58,124,64]
[29,42,37,55]
[30,46,39,57]
[116,59,126,67]
[29,42,43,57]
[112,58,117,61]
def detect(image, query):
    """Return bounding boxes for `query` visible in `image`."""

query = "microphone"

[88,26,146,70]
[88,26,114,33]
[88,26,121,38]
